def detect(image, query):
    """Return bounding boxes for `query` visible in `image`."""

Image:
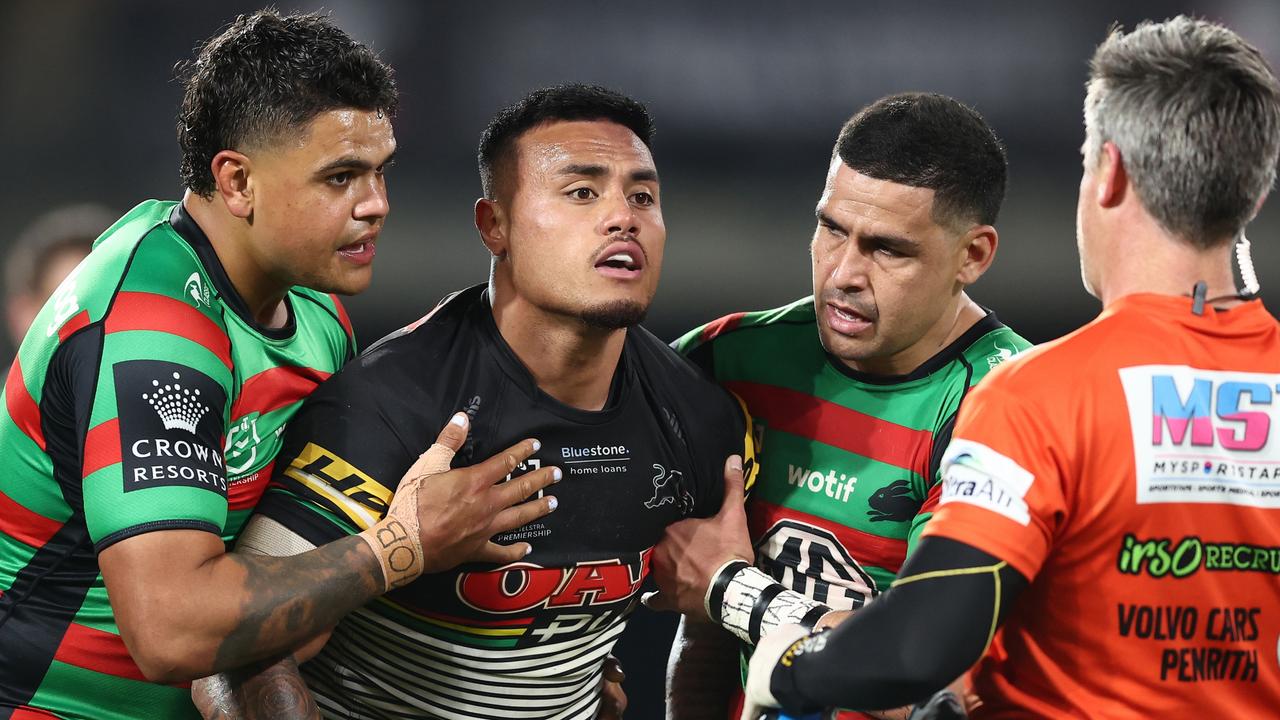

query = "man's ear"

[956,225,998,286]
[475,197,508,258]
[211,150,254,219]
[1096,141,1128,209]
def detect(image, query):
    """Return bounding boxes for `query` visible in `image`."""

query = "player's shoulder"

[955,313,1034,386]
[329,285,482,395]
[672,296,816,355]
[978,307,1136,396]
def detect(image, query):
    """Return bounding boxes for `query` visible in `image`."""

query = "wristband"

[718,565,832,644]
[357,437,455,591]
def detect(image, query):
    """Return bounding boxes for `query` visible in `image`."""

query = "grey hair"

[1084,16,1280,248]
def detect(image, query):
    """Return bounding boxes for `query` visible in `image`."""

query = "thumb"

[718,454,745,516]
[411,412,469,477]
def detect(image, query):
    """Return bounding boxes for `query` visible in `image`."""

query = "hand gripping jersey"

[253,285,756,720]
[924,294,1280,717]
[675,297,1027,718]
[0,201,354,719]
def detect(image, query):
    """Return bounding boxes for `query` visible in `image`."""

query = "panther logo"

[645,463,693,513]
[866,479,919,522]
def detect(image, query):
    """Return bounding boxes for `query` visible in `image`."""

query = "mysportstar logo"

[1120,366,1280,508]
[115,360,227,494]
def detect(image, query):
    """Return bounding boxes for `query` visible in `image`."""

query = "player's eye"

[328,171,352,187]
[631,191,655,206]
[568,187,597,200]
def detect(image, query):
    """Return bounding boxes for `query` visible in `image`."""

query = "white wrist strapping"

[705,561,831,644]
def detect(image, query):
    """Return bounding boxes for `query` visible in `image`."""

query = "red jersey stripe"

[749,498,908,574]
[104,292,232,370]
[55,309,91,343]
[5,356,45,451]
[726,380,932,473]
[82,419,121,478]
[329,294,354,340]
[10,706,62,719]
[52,623,147,683]
[228,460,273,511]
[0,489,63,548]
[699,312,746,343]
[228,365,330,420]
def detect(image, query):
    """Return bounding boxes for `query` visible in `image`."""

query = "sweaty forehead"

[283,108,396,160]
[516,120,655,177]
[819,161,939,234]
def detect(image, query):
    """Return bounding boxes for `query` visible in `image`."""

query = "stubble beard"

[579,299,648,330]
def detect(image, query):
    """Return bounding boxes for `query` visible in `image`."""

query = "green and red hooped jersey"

[675,297,1028,715]
[0,200,354,720]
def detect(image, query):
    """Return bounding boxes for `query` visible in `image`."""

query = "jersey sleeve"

[252,362,421,547]
[920,380,1068,581]
[688,389,759,517]
[81,293,236,552]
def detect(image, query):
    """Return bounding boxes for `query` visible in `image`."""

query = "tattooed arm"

[192,656,319,720]
[101,417,559,683]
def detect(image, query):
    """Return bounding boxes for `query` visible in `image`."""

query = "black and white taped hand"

[717,565,831,645]
[740,624,825,720]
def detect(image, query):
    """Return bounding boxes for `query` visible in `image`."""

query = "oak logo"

[457,549,651,615]
[115,360,226,494]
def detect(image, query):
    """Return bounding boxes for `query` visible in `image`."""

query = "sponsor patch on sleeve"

[938,438,1034,525]
[281,442,392,530]
[114,359,228,495]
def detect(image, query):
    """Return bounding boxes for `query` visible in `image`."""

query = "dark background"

[4,1,1278,717]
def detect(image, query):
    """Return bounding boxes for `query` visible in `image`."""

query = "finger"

[472,540,533,565]
[407,413,470,477]
[602,656,625,683]
[490,494,558,534]
[470,438,541,488]
[493,465,561,507]
[718,454,745,517]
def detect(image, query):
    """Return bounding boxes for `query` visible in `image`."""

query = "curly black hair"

[176,9,398,197]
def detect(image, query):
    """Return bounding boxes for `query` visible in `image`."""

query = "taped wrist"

[706,562,830,644]
[358,440,453,591]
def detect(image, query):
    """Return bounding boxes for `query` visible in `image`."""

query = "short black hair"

[176,9,398,197]
[477,84,655,199]
[836,93,1007,227]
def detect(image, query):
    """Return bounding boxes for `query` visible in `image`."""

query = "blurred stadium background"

[3,1,1277,716]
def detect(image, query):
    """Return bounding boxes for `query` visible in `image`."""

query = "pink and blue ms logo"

[1152,375,1274,451]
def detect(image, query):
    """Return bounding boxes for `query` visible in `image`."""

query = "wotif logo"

[1151,374,1274,451]
[787,464,856,502]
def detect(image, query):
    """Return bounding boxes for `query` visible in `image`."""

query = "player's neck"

[489,293,626,412]
[845,294,985,377]
[182,193,291,328]
[1092,215,1238,308]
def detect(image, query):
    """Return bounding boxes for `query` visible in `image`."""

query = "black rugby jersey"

[255,284,755,720]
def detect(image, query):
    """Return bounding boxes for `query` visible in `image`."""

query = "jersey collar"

[169,203,297,340]
[826,310,1005,386]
